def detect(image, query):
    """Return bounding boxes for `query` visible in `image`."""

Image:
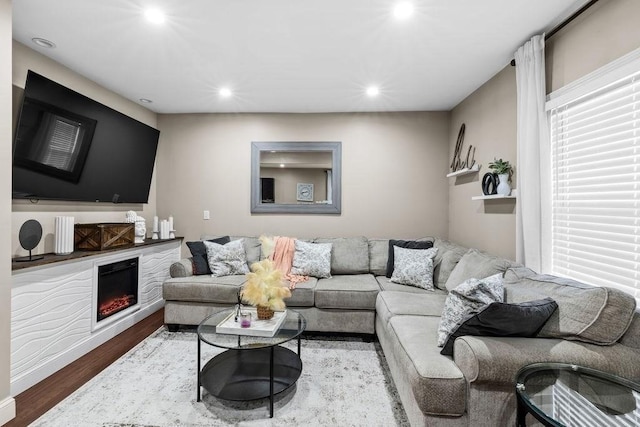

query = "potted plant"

[488,158,513,196]
[241,259,292,319]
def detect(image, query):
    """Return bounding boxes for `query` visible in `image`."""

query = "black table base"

[199,346,302,417]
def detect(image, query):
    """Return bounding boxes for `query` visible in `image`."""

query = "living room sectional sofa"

[162,235,640,426]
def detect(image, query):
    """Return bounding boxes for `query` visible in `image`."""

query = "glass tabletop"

[197,307,306,350]
[516,363,640,427]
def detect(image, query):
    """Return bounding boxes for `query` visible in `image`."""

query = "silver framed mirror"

[251,141,342,214]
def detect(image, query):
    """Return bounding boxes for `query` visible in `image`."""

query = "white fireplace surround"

[11,240,180,395]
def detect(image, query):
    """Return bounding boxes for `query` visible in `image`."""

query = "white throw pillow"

[291,240,332,278]
[390,246,438,290]
[436,273,504,347]
[204,239,250,277]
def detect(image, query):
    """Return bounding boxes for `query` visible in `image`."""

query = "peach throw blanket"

[270,236,308,290]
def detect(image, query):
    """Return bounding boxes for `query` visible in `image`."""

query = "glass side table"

[515,362,640,426]
[197,308,306,418]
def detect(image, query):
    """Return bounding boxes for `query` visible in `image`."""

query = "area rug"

[32,328,409,426]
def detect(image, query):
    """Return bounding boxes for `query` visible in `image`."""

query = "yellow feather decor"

[241,259,291,311]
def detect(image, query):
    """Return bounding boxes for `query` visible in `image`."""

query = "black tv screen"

[13,71,159,203]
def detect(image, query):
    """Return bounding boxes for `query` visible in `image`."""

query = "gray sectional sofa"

[162,235,640,426]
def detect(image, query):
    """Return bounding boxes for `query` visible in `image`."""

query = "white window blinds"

[548,70,640,302]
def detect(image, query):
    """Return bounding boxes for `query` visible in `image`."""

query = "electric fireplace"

[96,257,139,322]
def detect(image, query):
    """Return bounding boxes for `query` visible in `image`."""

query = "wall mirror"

[251,141,342,214]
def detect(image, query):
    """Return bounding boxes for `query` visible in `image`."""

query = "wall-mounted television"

[12,70,159,203]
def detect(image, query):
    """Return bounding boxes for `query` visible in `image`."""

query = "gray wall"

[447,0,640,261]
[156,112,451,251]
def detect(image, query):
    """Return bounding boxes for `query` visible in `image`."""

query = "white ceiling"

[13,0,589,114]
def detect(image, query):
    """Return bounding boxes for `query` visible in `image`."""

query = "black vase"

[481,173,498,195]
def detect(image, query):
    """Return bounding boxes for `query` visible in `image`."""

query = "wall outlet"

[203,210,210,220]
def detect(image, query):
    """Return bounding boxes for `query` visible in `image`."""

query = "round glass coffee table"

[196,308,306,418]
[516,362,640,426]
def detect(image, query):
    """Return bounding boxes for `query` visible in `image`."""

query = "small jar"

[240,312,252,328]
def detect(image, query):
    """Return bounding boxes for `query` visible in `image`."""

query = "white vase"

[496,173,511,196]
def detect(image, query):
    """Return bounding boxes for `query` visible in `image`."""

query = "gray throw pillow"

[437,273,504,347]
[440,298,558,356]
[291,240,332,278]
[390,247,438,290]
[204,239,250,277]
[444,248,514,292]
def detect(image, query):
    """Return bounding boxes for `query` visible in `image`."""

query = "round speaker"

[19,219,43,251]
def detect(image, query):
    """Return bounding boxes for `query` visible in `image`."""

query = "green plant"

[488,158,513,176]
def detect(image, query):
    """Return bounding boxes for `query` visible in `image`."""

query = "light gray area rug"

[32,328,409,426]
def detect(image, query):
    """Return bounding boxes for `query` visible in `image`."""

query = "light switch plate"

[203,210,210,220]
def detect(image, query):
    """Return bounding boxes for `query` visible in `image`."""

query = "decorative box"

[74,223,135,251]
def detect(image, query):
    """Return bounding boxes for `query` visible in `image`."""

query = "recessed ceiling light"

[366,86,380,97]
[219,87,232,98]
[139,98,153,104]
[280,163,285,168]
[144,8,166,24]
[31,38,56,49]
[394,2,414,19]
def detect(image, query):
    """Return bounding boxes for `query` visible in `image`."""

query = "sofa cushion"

[387,315,466,416]
[368,238,390,276]
[291,240,332,278]
[432,238,468,290]
[504,267,637,345]
[386,239,434,278]
[186,236,231,275]
[228,236,262,265]
[390,246,438,290]
[444,248,515,292]
[315,274,380,309]
[376,290,448,326]
[313,237,369,274]
[437,273,504,346]
[440,298,558,356]
[376,276,436,293]
[163,275,246,304]
[285,277,317,307]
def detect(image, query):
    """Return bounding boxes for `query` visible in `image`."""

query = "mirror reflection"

[251,142,341,214]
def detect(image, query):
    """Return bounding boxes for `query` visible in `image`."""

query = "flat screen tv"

[13,70,159,203]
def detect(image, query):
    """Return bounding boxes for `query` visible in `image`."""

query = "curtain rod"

[510,0,600,66]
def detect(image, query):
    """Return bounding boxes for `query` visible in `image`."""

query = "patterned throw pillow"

[390,246,438,290]
[185,236,231,275]
[291,240,332,278]
[436,273,504,347]
[204,239,250,277]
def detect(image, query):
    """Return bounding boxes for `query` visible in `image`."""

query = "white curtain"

[514,34,550,272]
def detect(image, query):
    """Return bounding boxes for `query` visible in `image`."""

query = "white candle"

[168,215,174,231]
[153,216,158,232]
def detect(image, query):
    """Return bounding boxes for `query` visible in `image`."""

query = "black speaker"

[16,219,44,262]
[261,178,275,203]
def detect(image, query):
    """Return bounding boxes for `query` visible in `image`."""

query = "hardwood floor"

[6,308,165,427]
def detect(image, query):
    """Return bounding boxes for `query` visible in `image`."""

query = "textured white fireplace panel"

[11,240,181,395]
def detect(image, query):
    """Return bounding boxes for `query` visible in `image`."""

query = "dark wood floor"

[6,308,165,427]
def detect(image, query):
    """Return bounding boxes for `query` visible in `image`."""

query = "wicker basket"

[256,305,274,320]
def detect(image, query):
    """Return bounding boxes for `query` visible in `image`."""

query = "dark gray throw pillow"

[186,236,231,275]
[386,239,434,278]
[440,298,558,356]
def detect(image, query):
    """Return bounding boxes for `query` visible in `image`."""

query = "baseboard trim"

[0,396,16,425]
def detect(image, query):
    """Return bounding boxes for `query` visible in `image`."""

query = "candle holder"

[169,230,176,239]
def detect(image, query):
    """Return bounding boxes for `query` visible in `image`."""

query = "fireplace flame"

[99,294,136,318]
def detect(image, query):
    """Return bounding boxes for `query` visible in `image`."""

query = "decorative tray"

[216,307,287,337]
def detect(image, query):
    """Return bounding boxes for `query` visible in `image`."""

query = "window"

[547,52,640,302]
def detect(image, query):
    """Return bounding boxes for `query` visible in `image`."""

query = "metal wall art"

[450,123,476,172]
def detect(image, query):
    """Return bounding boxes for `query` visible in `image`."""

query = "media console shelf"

[10,238,182,395]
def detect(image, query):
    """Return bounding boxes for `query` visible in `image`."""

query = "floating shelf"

[446,164,480,178]
[472,190,517,201]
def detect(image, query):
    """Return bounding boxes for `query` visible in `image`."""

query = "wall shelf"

[472,190,517,200]
[446,164,480,178]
